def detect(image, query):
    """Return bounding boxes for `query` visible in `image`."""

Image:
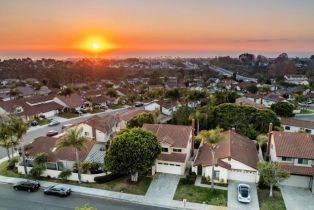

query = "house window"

[213,170,220,180]
[162,147,168,152]
[297,159,309,165]
[173,148,182,152]
[285,126,290,130]
[84,132,89,136]
[305,129,311,134]
[282,157,292,162]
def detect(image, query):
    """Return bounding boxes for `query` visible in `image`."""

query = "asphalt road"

[0,183,173,210]
[209,64,257,82]
[0,108,126,159]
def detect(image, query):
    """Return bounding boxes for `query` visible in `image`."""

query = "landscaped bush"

[181,172,197,185]
[58,169,72,181]
[80,161,91,173]
[29,165,44,178]
[202,176,228,187]
[94,173,123,183]
[6,157,19,170]
[90,162,103,174]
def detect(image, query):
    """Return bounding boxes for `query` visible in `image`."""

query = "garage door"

[280,175,311,188]
[156,162,184,175]
[228,169,257,183]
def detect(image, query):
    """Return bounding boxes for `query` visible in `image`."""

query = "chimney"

[266,122,273,159]
[191,119,196,156]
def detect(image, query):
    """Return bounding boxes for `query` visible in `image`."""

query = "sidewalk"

[0,174,226,210]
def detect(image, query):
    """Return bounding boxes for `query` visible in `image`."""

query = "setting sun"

[91,42,100,49]
[75,35,117,54]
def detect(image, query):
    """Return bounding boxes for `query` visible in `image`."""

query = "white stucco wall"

[78,124,93,139]
[283,124,314,134]
[18,166,106,183]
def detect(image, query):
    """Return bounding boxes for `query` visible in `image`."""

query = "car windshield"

[240,187,249,197]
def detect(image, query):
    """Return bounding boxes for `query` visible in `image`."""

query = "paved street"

[295,114,314,122]
[0,108,127,159]
[0,183,173,210]
[227,181,259,210]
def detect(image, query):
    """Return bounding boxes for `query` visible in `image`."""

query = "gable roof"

[272,131,314,159]
[118,108,150,121]
[56,93,83,108]
[83,115,118,134]
[143,124,192,148]
[27,136,95,162]
[194,130,258,169]
[280,117,314,130]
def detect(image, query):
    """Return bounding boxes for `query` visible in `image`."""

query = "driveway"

[145,173,180,203]
[280,186,314,210]
[228,181,259,210]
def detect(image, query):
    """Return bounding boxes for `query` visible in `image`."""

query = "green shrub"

[80,161,91,173]
[94,173,123,183]
[181,173,197,185]
[58,169,72,181]
[90,162,102,174]
[29,165,44,178]
[7,157,19,170]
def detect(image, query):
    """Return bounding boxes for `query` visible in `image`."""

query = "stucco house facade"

[192,129,259,183]
[143,123,193,175]
[268,131,314,193]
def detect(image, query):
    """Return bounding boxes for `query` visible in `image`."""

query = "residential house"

[77,115,119,144]
[117,108,150,129]
[0,97,62,121]
[236,96,266,109]
[192,129,259,183]
[281,117,314,134]
[268,131,314,193]
[143,124,193,175]
[284,75,309,85]
[53,93,84,110]
[262,93,285,107]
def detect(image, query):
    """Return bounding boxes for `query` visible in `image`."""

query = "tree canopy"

[127,113,155,128]
[270,101,294,117]
[104,128,161,179]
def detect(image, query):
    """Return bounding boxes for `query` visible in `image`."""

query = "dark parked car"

[46,130,58,137]
[13,180,40,192]
[44,185,71,197]
[30,121,38,126]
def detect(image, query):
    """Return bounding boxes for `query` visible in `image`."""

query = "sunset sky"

[1,0,314,58]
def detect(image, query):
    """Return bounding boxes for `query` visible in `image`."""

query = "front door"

[197,165,202,176]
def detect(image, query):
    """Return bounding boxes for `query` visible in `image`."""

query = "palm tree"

[56,127,89,184]
[8,117,28,174]
[197,127,224,189]
[256,134,268,160]
[189,111,207,134]
[0,124,12,159]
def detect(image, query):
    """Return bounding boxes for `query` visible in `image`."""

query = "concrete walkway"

[280,185,314,210]
[195,176,228,191]
[0,174,225,210]
[146,174,180,203]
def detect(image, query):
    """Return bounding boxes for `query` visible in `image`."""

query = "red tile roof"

[280,117,314,130]
[279,163,314,176]
[56,93,83,108]
[194,130,258,169]
[272,131,314,159]
[143,124,192,148]
[83,115,118,134]
[118,108,149,121]
[27,136,95,162]
[158,153,187,163]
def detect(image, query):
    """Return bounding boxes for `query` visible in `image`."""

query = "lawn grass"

[0,160,151,195]
[174,179,227,206]
[108,104,123,110]
[258,188,286,210]
[0,159,22,178]
[300,109,314,114]
[38,118,50,126]
[58,112,79,119]
[88,108,104,114]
